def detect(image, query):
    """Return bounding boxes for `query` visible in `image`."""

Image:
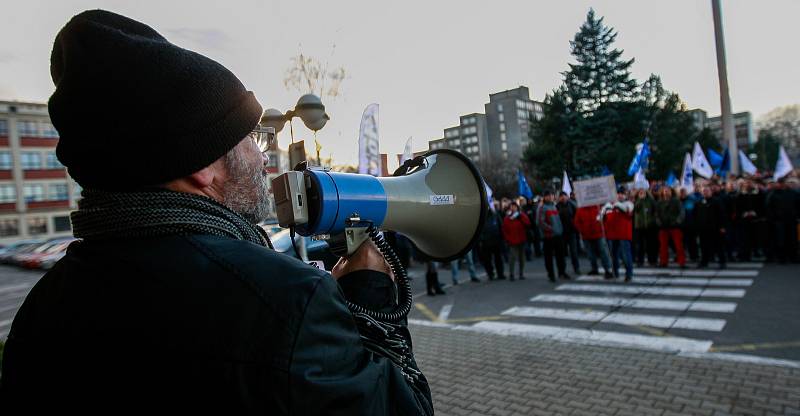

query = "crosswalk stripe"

[557,283,746,298]
[502,306,727,331]
[601,268,758,277]
[530,294,737,313]
[576,276,753,286]
[458,321,713,353]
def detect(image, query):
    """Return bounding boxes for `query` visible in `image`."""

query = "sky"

[1,0,797,169]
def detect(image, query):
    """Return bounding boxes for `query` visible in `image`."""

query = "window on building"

[499,123,505,132]
[21,152,42,170]
[41,122,59,138]
[501,143,508,151]
[0,185,16,203]
[516,99,525,109]
[498,113,504,122]
[46,152,63,169]
[24,184,45,202]
[497,104,503,112]
[27,217,47,235]
[0,151,12,170]
[17,120,38,136]
[501,133,506,141]
[471,156,479,163]
[0,219,19,237]
[503,152,508,160]
[0,119,8,136]
[53,215,72,232]
[48,183,69,201]
[518,109,528,120]
[450,139,461,146]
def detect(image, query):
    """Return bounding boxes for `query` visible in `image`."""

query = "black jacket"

[0,234,433,414]
[694,196,726,232]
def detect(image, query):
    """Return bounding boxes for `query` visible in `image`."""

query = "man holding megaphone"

[0,10,434,415]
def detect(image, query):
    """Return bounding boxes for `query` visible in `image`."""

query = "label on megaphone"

[429,195,455,205]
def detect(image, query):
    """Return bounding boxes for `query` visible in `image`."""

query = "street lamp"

[261,94,330,138]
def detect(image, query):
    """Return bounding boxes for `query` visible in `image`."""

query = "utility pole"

[712,0,738,175]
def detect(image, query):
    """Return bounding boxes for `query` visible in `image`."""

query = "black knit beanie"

[48,10,263,190]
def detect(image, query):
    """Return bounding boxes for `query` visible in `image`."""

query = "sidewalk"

[409,323,800,416]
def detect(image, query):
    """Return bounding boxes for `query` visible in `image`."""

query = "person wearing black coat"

[479,207,506,280]
[765,181,799,263]
[0,10,433,415]
[694,186,727,268]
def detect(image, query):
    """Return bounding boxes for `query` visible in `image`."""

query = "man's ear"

[187,165,216,189]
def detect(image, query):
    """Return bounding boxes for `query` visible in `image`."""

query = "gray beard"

[222,146,271,224]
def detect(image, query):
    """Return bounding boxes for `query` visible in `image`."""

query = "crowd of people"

[418,175,800,296]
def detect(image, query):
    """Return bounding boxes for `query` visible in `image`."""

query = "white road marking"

[678,352,800,369]
[602,268,758,277]
[530,294,737,313]
[457,321,713,353]
[438,304,453,322]
[576,276,752,286]
[502,306,726,331]
[557,283,746,298]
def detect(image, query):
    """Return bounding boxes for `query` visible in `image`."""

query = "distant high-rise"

[689,108,754,149]
[428,86,543,166]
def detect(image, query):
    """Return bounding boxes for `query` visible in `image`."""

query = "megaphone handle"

[328,227,371,258]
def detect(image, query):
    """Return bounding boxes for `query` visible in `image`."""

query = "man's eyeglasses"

[249,125,276,153]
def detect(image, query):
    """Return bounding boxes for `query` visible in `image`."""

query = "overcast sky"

[1,0,797,168]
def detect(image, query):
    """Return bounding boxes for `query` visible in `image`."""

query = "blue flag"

[708,148,723,168]
[666,171,677,187]
[601,165,611,176]
[627,138,650,176]
[518,170,533,199]
[715,148,730,176]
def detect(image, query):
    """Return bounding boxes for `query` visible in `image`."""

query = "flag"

[400,137,413,165]
[692,142,713,179]
[716,148,730,176]
[485,182,495,212]
[707,148,723,168]
[774,145,794,181]
[627,139,650,176]
[633,167,648,189]
[680,152,694,192]
[562,171,572,195]
[518,170,533,199]
[358,103,381,176]
[666,171,676,187]
[601,166,611,176]
[739,150,757,176]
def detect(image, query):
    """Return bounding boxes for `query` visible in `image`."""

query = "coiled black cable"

[343,224,413,323]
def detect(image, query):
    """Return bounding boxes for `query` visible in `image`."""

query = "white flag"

[692,142,713,179]
[774,145,794,181]
[738,150,757,176]
[400,137,413,165]
[633,167,648,189]
[562,171,572,195]
[358,104,381,176]
[680,152,694,192]
[485,182,495,212]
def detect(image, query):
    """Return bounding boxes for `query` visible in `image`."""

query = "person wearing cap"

[0,11,433,415]
[536,190,569,281]
[502,201,531,280]
[600,186,634,282]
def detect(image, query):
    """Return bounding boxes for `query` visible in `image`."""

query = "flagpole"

[712,0,739,176]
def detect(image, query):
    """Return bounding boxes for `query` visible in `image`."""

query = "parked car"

[21,238,77,269]
[10,238,74,267]
[0,240,44,264]
[267,228,339,271]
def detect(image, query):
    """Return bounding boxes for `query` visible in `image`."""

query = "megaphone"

[272,149,487,262]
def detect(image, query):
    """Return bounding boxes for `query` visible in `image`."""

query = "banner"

[562,171,572,195]
[692,142,713,179]
[680,152,694,192]
[774,145,794,180]
[739,150,757,176]
[574,175,617,208]
[518,170,533,199]
[358,103,381,176]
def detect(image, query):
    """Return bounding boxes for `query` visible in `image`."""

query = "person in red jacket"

[601,186,635,282]
[502,201,530,280]
[573,204,613,279]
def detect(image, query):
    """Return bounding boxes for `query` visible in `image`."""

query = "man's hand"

[331,239,393,280]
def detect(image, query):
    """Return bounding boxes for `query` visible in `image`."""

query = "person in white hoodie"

[600,186,635,282]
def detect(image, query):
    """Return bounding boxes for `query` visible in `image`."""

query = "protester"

[537,190,569,281]
[765,179,799,263]
[574,204,614,279]
[450,249,480,284]
[528,196,543,257]
[721,181,740,261]
[680,187,700,262]
[601,186,634,282]
[694,185,727,269]
[479,206,506,280]
[502,201,530,280]
[633,188,658,267]
[0,10,433,414]
[520,197,537,260]
[735,179,761,261]
[557,191,581,275]
[426,261,446,296]
[655,186,686,268]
